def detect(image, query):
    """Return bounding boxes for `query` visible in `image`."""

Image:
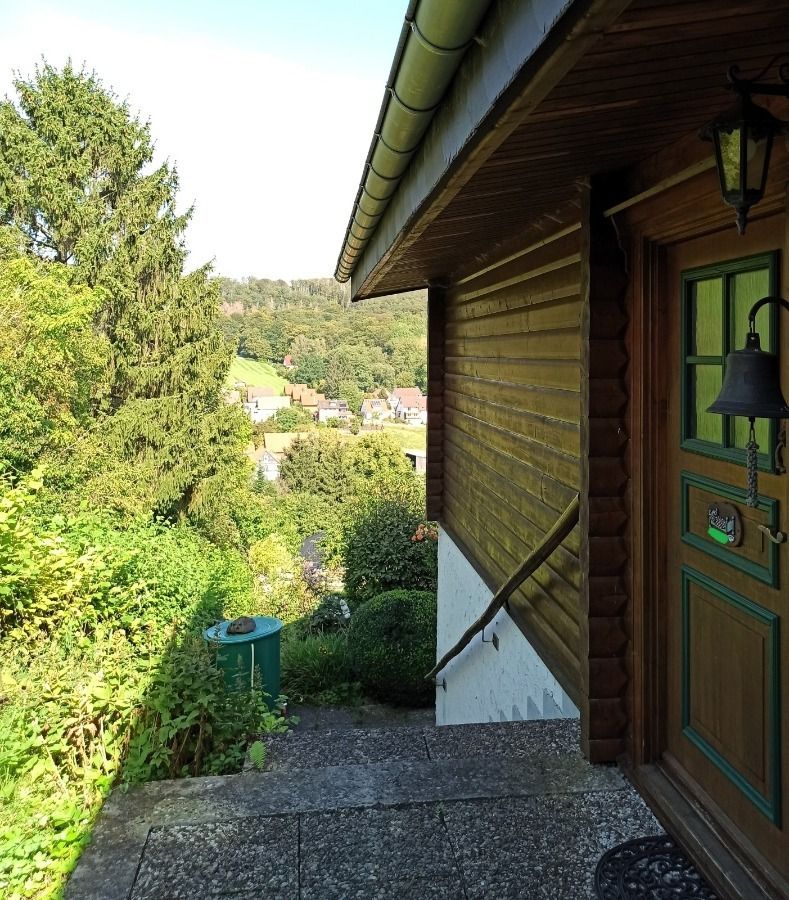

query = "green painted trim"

[680,471,778,587]
[680,252,779,471]
[679,439,774,472]
[681,566,782,825]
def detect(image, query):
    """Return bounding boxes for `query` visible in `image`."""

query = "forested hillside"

[218,277,428,407]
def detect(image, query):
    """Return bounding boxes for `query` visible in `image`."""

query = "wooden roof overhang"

[350,0,789,301]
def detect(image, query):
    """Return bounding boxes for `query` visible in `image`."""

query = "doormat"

[594,835,719,899]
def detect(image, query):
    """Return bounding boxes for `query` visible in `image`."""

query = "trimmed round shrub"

[348,589,437,706]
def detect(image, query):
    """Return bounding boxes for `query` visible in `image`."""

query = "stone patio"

[66,719,665,899]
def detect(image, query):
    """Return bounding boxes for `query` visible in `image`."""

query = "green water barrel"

[203,616,283,706]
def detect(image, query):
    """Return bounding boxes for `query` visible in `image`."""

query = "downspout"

[334,0,492,284]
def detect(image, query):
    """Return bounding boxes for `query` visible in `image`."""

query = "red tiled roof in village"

[391,386,422,402]
[247,386,275,400]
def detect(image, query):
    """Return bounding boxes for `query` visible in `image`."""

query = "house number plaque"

[707,502,742,547]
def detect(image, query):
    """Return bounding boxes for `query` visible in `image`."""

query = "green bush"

[280,632,359,705]
[343,499,437,603]
[347,589,436,706]
[0,472,288,899]
[307,593,352,632]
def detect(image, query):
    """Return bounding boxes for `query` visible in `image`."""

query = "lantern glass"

[704,93,782,233]
[746,129,772,192]
[716,126,742,194]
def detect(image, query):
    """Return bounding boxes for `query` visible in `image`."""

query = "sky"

[0,0,406,279]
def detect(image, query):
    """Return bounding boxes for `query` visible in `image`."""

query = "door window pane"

[733,415,770,452]
[688,365,723,442]
[690,278,723,356]
[682,254,776,466]
[732,268,771,352]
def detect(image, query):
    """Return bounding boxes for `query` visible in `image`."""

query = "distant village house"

[242,393,290,424]
[360,397,393,424]
[391,387,427,425]
[317,398,351,424]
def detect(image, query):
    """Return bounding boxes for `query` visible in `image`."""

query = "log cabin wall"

[426,285,446,522]
[581,179,631,763]
[434,204,586,712]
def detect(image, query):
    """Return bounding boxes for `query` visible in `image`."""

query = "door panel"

[663,215,788,881]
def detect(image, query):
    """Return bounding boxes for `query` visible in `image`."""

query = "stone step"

[248,717,581,773]
[66,718,660,900]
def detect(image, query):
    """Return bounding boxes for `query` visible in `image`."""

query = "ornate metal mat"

[594,835,719,899]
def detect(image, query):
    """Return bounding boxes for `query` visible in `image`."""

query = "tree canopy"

[0,63,249,519]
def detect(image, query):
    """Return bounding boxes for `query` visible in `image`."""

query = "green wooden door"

[664,218,789,888]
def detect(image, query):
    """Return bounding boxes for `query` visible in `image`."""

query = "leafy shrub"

[257,575,317,626]
[281,632,359,705]
[279,431,347,500]
[248,534,293,579]
[124,636,287,781]
[347,589,436,706]
[264,405,315,433]
[343,499,437,603]
[307,593,351,632]
[0,473,287,899]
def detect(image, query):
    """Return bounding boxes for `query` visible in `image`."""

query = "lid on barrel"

[203,615,283,644]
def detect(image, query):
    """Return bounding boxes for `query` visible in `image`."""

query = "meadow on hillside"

[228,356,287,391]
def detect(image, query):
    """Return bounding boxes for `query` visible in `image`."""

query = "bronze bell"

[708,331,789,419]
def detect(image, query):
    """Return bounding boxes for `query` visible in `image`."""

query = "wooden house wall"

[431,217,586,706]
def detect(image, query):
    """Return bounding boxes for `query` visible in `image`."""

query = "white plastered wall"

[435,527,579,725]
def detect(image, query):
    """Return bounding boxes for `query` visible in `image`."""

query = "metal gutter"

[349,0,632,300]
[334,0,492,283]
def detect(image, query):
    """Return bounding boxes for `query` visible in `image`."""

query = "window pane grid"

[681,254,777,468]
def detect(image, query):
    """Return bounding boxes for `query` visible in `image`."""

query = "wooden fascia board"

[351,0,634,301]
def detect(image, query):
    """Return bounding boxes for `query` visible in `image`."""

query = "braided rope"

[746,418,759,508]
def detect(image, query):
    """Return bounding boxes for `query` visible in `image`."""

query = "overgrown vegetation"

[0,62,437,900]
[0,472,288,898]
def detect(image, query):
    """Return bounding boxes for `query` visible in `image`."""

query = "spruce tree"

[0,63,249,519]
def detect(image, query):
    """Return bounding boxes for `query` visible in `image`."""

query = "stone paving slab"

[425,719,581,761]
[67,752,630,899]
[283,702,436,732]
[257,725,430,772]
[300,805,466,900]
[443,792,661,900]
[130,816,298,900]
[97,751,628,827]
[93,791,661,900]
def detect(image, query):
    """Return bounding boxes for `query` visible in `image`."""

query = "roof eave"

[348,0,633,301]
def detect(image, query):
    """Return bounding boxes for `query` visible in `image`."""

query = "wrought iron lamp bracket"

[727,55,789,99]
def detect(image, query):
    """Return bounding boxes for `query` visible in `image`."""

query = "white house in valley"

[317,399,351,424]
[391,388,427,425]
[360,397,393,424]
[242,394,290,424]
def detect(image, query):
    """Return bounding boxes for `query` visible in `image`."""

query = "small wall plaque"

[707,502,742,547]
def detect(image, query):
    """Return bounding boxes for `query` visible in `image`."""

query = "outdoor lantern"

[702,58,789,234]
[708,295,789,505]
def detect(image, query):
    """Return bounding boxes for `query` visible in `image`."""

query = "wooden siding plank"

[439,218,585,712]
[445,295,583,339]
[445,375,580,424]
[444,401,581,482]
[445,328,580,362]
